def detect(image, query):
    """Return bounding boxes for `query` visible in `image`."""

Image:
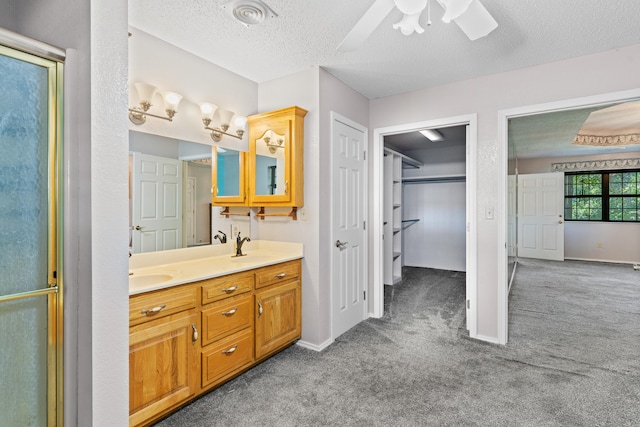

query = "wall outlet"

[298,208,307,221]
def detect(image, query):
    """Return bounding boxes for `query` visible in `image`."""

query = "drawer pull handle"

[221,345,238,355]
[221,308,238,316]
[275,273,286,279]
[191,323,198,342]
[141,304,166,315]
[257,300,263,317]
[221,286,238,293]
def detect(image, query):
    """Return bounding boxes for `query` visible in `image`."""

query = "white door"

[132,152,183,253]
[332,114,367,339]
[184,177,196,247]
[517,172,564,260]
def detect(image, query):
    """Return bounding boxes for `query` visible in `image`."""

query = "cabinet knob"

[257,300,263,317]
[221,286,238,293]
[221,308,238,316]
[275,273,286,279]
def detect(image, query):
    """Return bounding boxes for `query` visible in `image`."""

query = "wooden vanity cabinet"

[129,259,302,427]
[254,260,302,360]
[129,286,199,427]
[248,106,307,207]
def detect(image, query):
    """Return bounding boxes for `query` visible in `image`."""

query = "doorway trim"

[371,114,478,338]
[497,88,640,344]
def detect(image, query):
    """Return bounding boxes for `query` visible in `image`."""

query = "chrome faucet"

[234,232,251,257]
[214,230,227,244]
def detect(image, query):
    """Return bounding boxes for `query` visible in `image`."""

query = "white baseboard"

[296,337,334,352]
[564,257,639,265]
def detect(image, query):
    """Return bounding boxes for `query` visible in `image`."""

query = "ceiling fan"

[337,0,497,52]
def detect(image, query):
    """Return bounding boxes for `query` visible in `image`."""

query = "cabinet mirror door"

[253,129,289,199]
[212,147,247,205]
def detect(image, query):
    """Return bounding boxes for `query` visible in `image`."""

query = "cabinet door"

[248,106,307,207]
[211,146,248,206]
[129,311,199,426]
[255,280,301,360]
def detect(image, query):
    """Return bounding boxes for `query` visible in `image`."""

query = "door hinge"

[466,299,470,310]
[363,220,366,230]
[363,151,366,161]
[363,291,366,300]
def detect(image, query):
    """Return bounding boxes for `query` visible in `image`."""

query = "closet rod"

[403,176,466,184]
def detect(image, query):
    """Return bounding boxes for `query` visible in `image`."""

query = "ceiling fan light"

[451,0,497,40]
[440,0,473,23]
[393,12,425,35]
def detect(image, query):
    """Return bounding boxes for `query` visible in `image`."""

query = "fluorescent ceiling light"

[419,129,445,142]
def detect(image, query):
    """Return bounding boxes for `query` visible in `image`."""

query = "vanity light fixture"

[129,82,183,125]
[419,128,445,142]
[264,129,285,153]
[200,102,247,142]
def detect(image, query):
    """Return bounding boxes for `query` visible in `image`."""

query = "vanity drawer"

[255,259,301,289]
[201,294,253,346]
[201,328,254,388]
[201,271,253,304]
[130,285,197,326]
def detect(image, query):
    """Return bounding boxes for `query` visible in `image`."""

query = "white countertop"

[129,240,303,295]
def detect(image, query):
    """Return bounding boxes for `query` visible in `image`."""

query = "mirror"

[129,131,249,253]
[214,147,241,197]
[212,146,247,206]
[254,129,286,196]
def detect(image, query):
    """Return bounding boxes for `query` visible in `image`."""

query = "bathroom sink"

[129,273,173,289]
[228,255,276,264]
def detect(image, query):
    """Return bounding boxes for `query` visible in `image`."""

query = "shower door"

[0,43,63,426]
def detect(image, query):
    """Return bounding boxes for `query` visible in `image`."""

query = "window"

[564,170,640,222]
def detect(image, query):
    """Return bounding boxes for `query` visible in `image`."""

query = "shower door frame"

[0,31,65,427]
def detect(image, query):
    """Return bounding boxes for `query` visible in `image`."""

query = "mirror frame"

[211,146,248,206]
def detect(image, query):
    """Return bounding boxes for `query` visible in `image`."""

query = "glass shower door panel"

[0,50,51,427]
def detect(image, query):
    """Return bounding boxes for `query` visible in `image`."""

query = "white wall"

[517,152,640,263]
[370,43,640,341]
[128,28,258,152]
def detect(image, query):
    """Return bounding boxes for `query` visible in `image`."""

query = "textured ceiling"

[129,0,640,99]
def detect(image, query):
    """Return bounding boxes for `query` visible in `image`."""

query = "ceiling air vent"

[221,0,278,27]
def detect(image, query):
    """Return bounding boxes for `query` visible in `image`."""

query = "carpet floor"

[156,259,640,426]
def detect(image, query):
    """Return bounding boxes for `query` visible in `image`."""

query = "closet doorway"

[371,114,478,338]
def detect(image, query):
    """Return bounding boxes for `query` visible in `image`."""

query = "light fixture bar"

[419,128,445,141]
[128,108,173,125]
[204,123,244,141]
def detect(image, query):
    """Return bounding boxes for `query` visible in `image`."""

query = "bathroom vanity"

[128,241,303,427]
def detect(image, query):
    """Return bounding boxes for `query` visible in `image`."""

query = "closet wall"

[400,142,466,272]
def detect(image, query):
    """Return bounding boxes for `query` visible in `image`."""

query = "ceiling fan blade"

[451,0,497,40]
[337,0,396,52]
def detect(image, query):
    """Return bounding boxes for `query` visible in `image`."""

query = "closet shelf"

[402,219,420,229]
[385,147,422,169]
[403,174,465,183]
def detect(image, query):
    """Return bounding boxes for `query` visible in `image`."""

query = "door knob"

[335,240,348,249]
[558,220,563,224]
[135,225,143,230]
